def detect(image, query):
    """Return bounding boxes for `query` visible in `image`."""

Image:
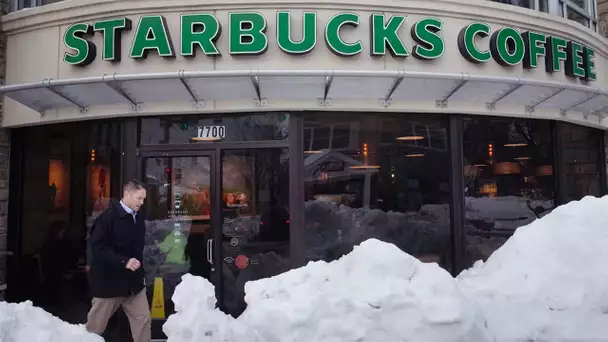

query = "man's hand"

[126,258,141,271]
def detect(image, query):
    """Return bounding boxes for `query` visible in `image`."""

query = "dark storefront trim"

[448,115,466,275]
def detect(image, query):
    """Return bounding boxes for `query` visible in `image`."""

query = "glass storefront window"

[11,121,121,326]
[463,118,556,266]
[302,113,452,270]
[559,123,603,202]
[139,113,289,145]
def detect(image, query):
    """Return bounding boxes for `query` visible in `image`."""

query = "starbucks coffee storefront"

[2,0,608,339]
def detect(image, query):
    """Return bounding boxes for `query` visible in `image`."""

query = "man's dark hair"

[123,179,146,193]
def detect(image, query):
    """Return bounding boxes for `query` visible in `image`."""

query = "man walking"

[86,179,151,342]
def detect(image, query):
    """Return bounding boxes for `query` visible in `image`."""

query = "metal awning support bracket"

[486,77,524,111]
[44,79,89,114]
[381,70,405,108]
[179,70,204,108]
[560,90,602,116]
[526,85,567,114]
[103,73,140,111]
[436,73,469,108]
[590,101,608,117]
[319,71,334,106]
[250,70,266,107]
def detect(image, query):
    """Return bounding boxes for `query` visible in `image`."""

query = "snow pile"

[163,274,262,342]
[166,240,492,342]
[0,301,103,342]
[458,195,608,341]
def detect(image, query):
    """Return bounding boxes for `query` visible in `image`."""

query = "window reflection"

[463,118,555,266]
[12,121,121,327]
[559,123,603,202]
[303,113,452,270]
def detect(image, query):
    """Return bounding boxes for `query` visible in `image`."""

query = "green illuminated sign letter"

[583,47,596,81]
[411,17,444,60]
[370,14,408,57]
[325,13,362,56]
[545,36,567,73]
[277,11,317,54]
[94,18,131,62]
[229,12,268,55]
[181,14,221,57]
[566,41,585,78]
[458,22,491,63]
[490,27,525,66]
[64,23,96,66]
[130,15,175,59]
[522,31,546,69]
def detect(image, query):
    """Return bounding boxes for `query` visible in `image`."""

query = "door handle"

[207,239,213,264]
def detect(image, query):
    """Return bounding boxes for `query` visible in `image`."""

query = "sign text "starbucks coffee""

[63,11,597,81]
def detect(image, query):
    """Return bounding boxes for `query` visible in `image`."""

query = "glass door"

[141,151,221,340]
[218,148,291,317]
[141,147,291,336]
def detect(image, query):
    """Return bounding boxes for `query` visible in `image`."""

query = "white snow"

[458,195,608,341]
[165,239,492,342]
[5,195,608,342]
[0,301,103,342]
[164,195,608,342]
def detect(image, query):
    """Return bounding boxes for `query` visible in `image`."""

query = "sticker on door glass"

[235,255,249,269]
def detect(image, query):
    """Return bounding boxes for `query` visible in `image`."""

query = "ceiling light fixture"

[349,165,381,169]
[504,143,528,147]
[405,153,425,157]
[397,135,425,141]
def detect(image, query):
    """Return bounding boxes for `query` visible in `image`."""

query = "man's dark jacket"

[88,198,146,298]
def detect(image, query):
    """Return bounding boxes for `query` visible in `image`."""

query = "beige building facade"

[0,0,607,338]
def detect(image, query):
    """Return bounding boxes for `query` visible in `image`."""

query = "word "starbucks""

[63,11,596,81]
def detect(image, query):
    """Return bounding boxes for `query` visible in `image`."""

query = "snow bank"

[458,195,608,341]
[166,240,492,342]
[163,274,262,342]
[0,301,102,342]
[240,239,491,342]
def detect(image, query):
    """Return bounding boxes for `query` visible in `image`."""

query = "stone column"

[0,0,10,300]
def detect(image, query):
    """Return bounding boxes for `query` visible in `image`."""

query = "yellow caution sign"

[151,277,165,319]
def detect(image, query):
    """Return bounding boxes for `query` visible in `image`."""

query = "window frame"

[558,0,598,28]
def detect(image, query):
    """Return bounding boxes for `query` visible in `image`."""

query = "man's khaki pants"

[86,289,152,342]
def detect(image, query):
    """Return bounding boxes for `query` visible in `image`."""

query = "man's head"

[122,179,147,212]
